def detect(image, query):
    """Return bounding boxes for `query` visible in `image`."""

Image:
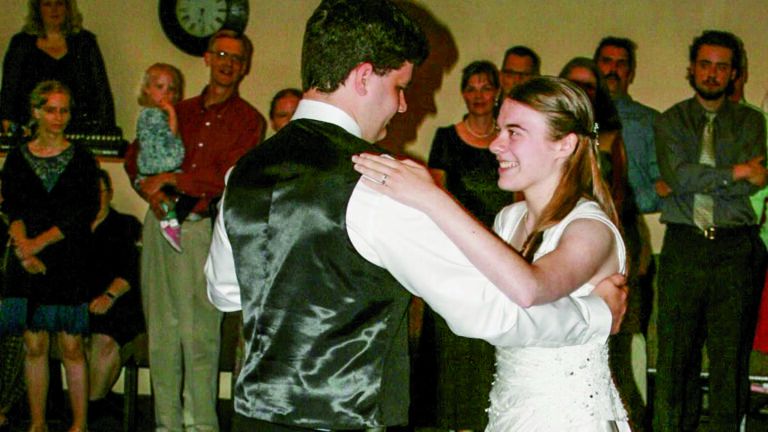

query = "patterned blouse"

[21,143,74,192]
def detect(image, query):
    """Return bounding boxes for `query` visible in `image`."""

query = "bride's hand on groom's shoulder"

[351,153,443,213]
[593,273,628,335]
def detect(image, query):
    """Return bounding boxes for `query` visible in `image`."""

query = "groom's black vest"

[224,119,411,429]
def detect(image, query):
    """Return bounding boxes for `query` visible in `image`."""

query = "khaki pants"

[142,212,223,432]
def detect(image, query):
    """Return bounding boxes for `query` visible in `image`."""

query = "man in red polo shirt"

[125,29,265,432]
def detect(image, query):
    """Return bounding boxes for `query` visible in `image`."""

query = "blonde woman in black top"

[1,80,99,432]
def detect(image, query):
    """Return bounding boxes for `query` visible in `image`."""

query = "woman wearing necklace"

[1,80,99,432]
[429,61,506,227]
[414,61,509,432]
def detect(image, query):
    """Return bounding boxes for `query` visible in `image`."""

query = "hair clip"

[592,122,600,154]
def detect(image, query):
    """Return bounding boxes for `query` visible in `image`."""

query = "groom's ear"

[352,62,375,96]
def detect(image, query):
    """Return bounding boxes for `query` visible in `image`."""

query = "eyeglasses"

[501,69,533,79]
[573,81,597,93]
[209,50,246,65]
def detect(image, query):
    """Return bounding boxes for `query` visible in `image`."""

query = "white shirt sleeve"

[205,197,243,312]
[346,179,612,348]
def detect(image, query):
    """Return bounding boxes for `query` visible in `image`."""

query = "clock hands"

[186,4,226,35]
[163,0,248,55]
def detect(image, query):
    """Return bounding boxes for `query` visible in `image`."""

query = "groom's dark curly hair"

[301,0,430,93]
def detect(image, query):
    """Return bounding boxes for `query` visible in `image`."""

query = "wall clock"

[159,0,249,56]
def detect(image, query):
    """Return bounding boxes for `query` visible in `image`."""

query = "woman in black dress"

[1,80,99,432]
[417,61,510,432]
[86,169,144,425]
[0,0,115,135]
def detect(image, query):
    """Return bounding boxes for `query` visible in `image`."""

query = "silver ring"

[381,174,388,185]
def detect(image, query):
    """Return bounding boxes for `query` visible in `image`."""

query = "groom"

[206,1,628,430]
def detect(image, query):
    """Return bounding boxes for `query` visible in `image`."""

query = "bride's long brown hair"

[508,77,620,262]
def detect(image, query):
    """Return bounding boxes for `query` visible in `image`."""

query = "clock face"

[159,0,249,56]
[176,0,227,37]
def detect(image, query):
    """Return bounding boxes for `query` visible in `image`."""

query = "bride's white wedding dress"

[485,199,631,431]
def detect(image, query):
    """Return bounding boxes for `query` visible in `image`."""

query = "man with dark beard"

[653,30,767,431]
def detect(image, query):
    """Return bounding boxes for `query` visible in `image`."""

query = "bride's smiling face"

[489,99,565,193]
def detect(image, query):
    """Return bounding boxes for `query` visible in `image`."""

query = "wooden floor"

[6,393,235,432]
[8,384,768,432]
[10,395,768,432]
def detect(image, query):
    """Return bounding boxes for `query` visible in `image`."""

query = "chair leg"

[123,362,138,432]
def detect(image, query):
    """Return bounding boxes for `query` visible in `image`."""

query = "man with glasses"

[499,45,540,97]
[124,29,266,431]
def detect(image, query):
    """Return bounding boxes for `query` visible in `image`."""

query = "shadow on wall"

[378,1,458,158]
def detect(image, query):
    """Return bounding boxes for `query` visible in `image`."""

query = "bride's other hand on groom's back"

[593,273,628,335]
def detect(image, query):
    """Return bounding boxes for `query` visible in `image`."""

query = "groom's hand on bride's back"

[593,273,628,335]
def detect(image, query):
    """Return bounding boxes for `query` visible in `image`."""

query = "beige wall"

[2,0,767,218]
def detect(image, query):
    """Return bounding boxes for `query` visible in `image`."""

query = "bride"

[352,76,630,431]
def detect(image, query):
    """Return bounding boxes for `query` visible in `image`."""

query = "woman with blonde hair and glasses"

[353,76,630,430]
